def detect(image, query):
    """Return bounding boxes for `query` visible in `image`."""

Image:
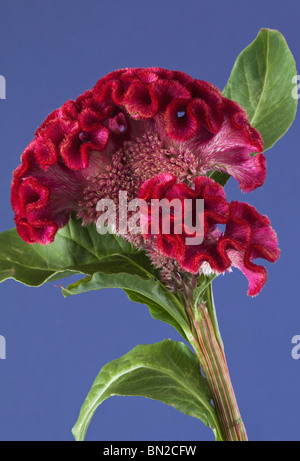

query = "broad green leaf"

[223,28,297,151]
[125,289,185,334]
[72,339,221,441]
[0,218,189,339]
[211,29,297,188]
[192,273,217,307]
[62,272,189,340]
[0,218,155,286]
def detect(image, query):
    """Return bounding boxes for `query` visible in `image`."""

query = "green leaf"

[208,171,231,188]
[0,218,157,286]
[0,218,189,340]
[72,339,221,441]
[223,28,297,151]
[125,289,185,334]
[192,273,217,307]
[62,272,189,341]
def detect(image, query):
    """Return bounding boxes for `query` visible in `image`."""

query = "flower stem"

[185,299,247,441]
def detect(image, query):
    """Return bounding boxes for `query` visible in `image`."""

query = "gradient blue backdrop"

[0,0,299,442]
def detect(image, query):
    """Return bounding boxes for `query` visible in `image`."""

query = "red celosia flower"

[138,174,279,296]
[11,67,265,245]
[10,67,279,293]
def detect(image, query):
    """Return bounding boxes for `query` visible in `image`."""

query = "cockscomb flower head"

[11,67,265,243]
[10,67,278,294]
[138,173,279,296]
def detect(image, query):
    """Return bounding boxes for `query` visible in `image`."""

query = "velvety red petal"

[224,201,280,296]
[79,108,105,130]
[226,248,268,297]
[154,68,194,86]
[133,68,159,84]
[60,124,86,170]
[232,202,279,259]
[35,137,57,170]
[224,98,264,152]
[107,112,128,134]
[187,80,224,131]
[187,98,220,134]
[94,78,126,105]
[164,98,198,141]
[79,101,113,129]
[81,125,110,154]
[193,118,266,192]
[165,176,229,236]
[60,123,109,170]
[138,173,177,202]
[15,216,58,245]
[123,82,159,119]
[18,176,50,217]
[138,174,231,273]
[60,100,81,121]
[179,238,231,274]
[11,142,39,214]
[75,89,94,108]
[156,233,185,260]
[34,109,60,137]
[150,79,191,112]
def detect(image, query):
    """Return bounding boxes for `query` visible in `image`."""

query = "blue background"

[0,0,299,442]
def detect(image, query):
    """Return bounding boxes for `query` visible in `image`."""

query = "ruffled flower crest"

[138,174,279,296]
[10,67,278,294]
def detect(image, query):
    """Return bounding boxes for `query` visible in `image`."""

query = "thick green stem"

[186,301,247,441]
